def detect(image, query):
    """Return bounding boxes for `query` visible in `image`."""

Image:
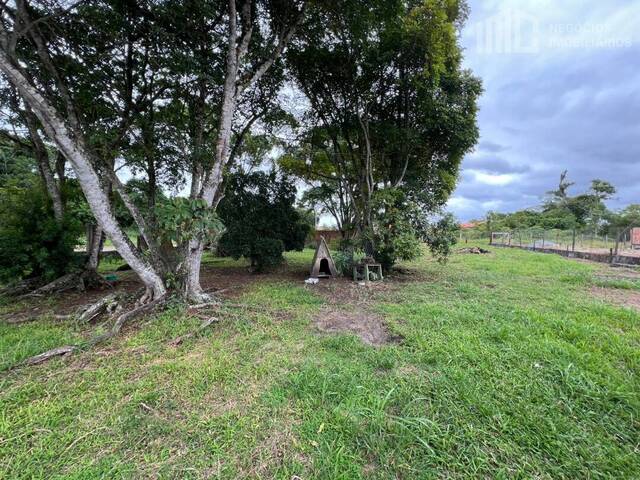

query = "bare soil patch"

[590,287,640,312]
[457,247,491,255]
[199,259,309,298]
[313,307,401,346]
[592,267,640,282]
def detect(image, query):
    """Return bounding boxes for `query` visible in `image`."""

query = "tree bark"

[86,224,104,271]
[181,0,303,300]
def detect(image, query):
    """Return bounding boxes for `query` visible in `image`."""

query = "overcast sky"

[448,0,640,221]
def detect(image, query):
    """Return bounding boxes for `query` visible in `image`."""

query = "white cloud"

[472,171,519,186]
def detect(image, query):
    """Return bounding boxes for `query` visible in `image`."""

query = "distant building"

[313,229,343,243]
[460,221,484,230]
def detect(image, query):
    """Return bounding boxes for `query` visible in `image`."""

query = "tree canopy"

[0,0,481,296]
[281,0,480,264]
[482,172,630,236]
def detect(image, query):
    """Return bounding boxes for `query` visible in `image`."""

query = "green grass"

[1,247,639,479]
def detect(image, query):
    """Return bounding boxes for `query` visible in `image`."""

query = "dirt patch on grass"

[457,247,491,254]
[314,307,401,346]
[590,287,640,312]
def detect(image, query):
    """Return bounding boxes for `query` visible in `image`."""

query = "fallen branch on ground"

[6,293,166,371]
[169,317,219,346]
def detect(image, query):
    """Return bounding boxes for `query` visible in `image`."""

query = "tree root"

[188,301,221,311]
[21,270,112,298]
[83,295,166,348]
[7,293,166,371]
[169,316,219,346]
[16,346,78,367]
[0,278,43,297]
[77,293,120,324]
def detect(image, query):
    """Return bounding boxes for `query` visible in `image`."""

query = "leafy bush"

[156,197,223,245]
[425,213,460,263]
[0,182,82,283]
[333,248,365,277]
[217,171,309,272]
[367,189,424,271]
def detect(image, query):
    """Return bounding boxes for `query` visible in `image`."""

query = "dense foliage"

[282,0,480,268]
[217,172,309,271]
[0,173,82,283]
[0,0,480,293]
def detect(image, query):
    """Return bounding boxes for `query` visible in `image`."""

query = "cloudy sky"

[449,0,640,221]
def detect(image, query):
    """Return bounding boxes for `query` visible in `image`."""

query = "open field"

[1,247,639,479]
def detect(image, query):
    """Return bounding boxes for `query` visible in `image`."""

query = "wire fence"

[461,227,640,257]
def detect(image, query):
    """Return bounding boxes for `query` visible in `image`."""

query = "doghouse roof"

[310,237,338,277]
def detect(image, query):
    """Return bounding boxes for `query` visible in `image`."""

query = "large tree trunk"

[183,240,207,302]
[86,224,104,271]
[179,0,240,301]
[0,52,167,300]
[181,0,302,301]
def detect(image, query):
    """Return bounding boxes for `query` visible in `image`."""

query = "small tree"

[0,178,82,283]
[424,213,460,263]
[217,172,309,271]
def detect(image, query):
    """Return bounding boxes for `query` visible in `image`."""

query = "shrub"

[425,213,460,263]
[367,189,424,271]
[333,248,366,277]
[217,171,310,272]
[0,182,82,283]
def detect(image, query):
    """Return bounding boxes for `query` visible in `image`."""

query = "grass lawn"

[0,247,638,479]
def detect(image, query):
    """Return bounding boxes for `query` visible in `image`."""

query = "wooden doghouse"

[310,237,338,278]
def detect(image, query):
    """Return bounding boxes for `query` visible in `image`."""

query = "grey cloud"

[478,140,508,153]
[464,155,531,175]
[449,1,640,220]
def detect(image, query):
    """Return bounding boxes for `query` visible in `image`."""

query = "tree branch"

[236,4,305,95]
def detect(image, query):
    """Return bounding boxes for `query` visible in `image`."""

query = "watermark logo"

[475,9,540,54]
[469,8,633,55]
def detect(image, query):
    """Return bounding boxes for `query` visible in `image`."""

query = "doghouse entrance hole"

[319,258,331,276]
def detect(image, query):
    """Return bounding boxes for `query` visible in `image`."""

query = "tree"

[300,184,355,238]
[217,171,309,271]
[0,145,83,283]
[285,0,481,266]
[543,172,616,231]
[0,0,305,302]
[548,170,574,202]
[484,172,618,234]
[604,204,640,235]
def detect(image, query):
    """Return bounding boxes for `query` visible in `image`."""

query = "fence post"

[572,229,576,253]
